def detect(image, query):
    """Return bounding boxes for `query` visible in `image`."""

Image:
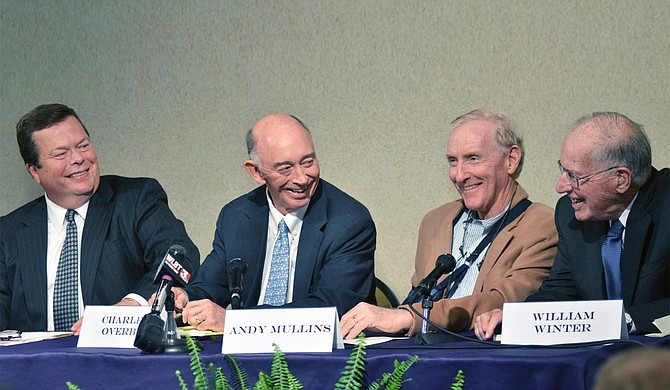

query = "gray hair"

[570,112,651,187]
[450,109,525,179]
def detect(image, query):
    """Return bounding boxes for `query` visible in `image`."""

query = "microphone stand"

[161,290,202,354]
[415,292,463,345]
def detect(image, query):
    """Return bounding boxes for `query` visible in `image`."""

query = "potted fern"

[67,334,464,389]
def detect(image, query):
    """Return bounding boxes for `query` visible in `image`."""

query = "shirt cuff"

[124,293,148,306]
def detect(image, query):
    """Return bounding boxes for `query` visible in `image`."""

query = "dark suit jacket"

[186,179,376,317]
[527,168,669,333]
[0,176,200,331]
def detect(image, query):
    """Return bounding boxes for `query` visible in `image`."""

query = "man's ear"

[26,163,42,185]
[243,160,266,185]
[506,145,521,176]
[614,168,632,193]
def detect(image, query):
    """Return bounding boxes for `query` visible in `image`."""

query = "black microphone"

[152,244,192,286]
[134,244,192,353]
[149,244,191,314]
[229,258,247,309]
[406,253,457,304]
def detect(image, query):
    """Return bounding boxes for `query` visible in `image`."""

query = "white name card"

[77,305,154,348]
[501,300,627,345]
[221,307,343,354]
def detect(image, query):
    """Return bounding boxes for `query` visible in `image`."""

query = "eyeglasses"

[557,161,618,189]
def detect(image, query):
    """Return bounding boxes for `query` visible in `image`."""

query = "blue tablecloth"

[1,334,667,389]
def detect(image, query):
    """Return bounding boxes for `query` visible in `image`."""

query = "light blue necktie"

[263,219,290,306]
[54,209,79,331]
[602,220,624,300]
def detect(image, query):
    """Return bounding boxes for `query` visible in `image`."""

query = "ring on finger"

[193,315,201,324]
[353,317,358,324]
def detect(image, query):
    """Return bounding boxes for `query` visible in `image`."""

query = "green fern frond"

[65,382,81,390]
[366,380,382,390]
[213,366,230,390]
[253,371,273,390]
[334,333,367,390]
[450,369,465,390]
[185,336,209,390]
[176,370,189,390]
[225,354,250,390]
[270,343,303,390]
[376,356,419,390]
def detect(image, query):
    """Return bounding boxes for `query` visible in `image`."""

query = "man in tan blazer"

[341,109,558,338]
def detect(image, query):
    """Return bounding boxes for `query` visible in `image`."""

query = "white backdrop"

[2,0,668,298]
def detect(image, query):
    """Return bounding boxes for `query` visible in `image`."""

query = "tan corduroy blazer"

[403,185,558,334]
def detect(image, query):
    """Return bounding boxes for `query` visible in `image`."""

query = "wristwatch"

[624,312,633,332]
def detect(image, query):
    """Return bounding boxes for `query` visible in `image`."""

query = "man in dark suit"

[475,111,669,339]
[0,103,199,332]
[176,113,376,331]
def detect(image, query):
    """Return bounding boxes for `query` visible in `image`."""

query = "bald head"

[246,113,313,168]
[243,113,320,215]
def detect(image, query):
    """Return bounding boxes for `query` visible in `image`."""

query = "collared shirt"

[45,194,147,331]
[615,192,638,333]
[256,189,308,305]
[448,206,508,299]
[45,195,88,331]
[617,192,638,243]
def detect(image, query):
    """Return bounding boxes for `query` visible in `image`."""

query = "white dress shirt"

[256,190,308,305]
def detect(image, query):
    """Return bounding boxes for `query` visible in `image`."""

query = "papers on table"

[647,314,670,337]
[0,332,73,347]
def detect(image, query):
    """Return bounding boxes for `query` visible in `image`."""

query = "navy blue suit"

[186,179,376,317]
[0,176,200,331]
[527,168,669,333]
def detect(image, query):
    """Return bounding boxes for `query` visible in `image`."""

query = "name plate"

[501,300,627,345]
[221,307,343,354]
[77,306,154,348]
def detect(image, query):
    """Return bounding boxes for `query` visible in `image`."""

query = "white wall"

[2,0,668,298]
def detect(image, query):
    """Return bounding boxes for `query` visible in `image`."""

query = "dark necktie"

[263,219,290,306]
[53,209,80,331]
[602,220,624,300]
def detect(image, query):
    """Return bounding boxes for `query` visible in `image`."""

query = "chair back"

[374,277,400,308]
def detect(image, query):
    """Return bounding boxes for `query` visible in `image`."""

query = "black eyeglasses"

[557,161,618,189]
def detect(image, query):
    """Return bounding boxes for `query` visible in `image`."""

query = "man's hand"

[172,288,189,310]
[474,308,503,340]
[340,302,414,340]
[71,298,141,335]
[148,287,189,309]
[182,299,226,331]
[71,317,84,335]
[116,298,141,306]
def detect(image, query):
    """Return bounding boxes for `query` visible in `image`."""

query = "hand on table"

[474,308,503,340]
[340,302,414,340]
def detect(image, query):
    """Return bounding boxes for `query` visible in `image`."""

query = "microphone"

[405,253,457,303]
[149,244,191,314]
[134,244,192,353]
[229,258,247,310]
[152,244,192,286]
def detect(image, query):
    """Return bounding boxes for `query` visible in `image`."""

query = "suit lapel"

[293,183,326,298]
[583,221,609,298]
[477,228,513,289]
[474,187,527,291]
[241,188,271,305]
[621,200,652,306]
[16,199,49,329]
[80,180,114,304]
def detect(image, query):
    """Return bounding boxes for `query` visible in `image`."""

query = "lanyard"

[403,199,532,304]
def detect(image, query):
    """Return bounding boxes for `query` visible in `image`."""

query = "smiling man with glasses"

[557,161,619,189]
[475,111,669,340]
